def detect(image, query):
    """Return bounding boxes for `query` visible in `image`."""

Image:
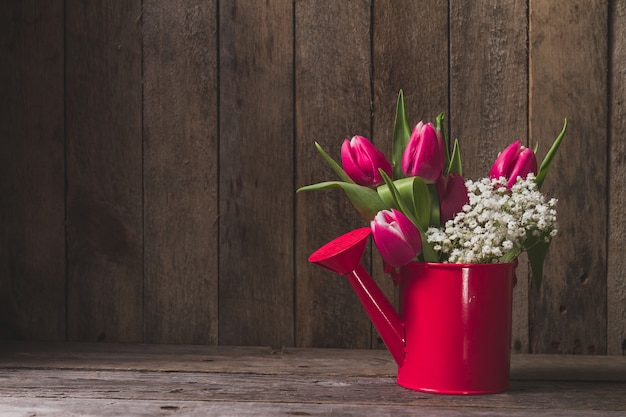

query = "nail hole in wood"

[580,272,589,284]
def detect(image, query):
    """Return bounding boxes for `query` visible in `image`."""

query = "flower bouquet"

[298,90,567,394]
[298,90,567,288]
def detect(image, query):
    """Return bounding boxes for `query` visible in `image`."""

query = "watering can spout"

[308,228,405,366]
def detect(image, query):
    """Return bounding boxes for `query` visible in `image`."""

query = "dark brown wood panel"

[608,0,626,355]
[218,0,295,346]
[295,0,374,348]
[529,0,608,354]
[450,0,530,352]
[0,0,65,340]
[143,1,219,344]
[65,0,144,342]
[371,0,449,349]
[1,1,625,352]
[373,0,450,122]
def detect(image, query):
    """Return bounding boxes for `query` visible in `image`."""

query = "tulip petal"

[341,136,392,187]
[371,209,422,267]
[392,209,422,252]
[438,174,469,223]
[342,139,370,185]
[402,122,445,183]
[507,148,537,188]
[489,140,521,179]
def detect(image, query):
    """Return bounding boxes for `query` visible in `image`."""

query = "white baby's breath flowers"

[426,174,557,264]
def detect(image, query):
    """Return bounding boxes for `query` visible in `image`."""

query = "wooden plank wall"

[1,0,624,355]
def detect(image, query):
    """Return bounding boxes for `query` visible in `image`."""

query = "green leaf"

[502,248,521,263]
[378,171,438,262]
[419,230,439,263]
[314,142,354,184]
[378,171,418,226]
[377,177,409,210]
[445,138,463,176]
[427,183,440,227]
[296,181,387,221]
[436,112,450,169]
[413,179,433,230]
[376,176,431,230]
[392,90,411,179]
[535,119,567,189]
[527,238,552,289]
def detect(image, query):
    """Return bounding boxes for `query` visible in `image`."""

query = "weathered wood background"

[1,0,624,355]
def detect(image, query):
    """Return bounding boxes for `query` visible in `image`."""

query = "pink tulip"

[401,121,445,183]
[437,173,469,223]
[489,140,538,188]
[371,209,422,267]
[341,135,393,187]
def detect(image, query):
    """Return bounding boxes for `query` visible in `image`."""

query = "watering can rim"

[402,260,518,269]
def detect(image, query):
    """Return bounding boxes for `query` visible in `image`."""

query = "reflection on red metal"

[309,228,517,395]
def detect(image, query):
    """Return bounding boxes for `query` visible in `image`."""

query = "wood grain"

[1,0,625,352]
[2,368,625,410]
[1,397,624,417]
[142,1,219,344]
[218,0,295,346]
[0,0,65,340]
[450,0,530,353]
[371,0,449,349]
[450,0,529,178]
[65,0,144,342]
[529,0,608,354]
[608,0,626,356]
[0,343,625,416]
[295,0,374,348]
[2,341,625,379]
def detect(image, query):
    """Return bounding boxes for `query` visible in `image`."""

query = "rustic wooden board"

[1,368,625,411]
[1,342,625,380]
[142,1,219,344]
[608,0,626,355]
[2,0,626,352]
[1,398,624,417]
[371,0,449,349]
[65,0,144,342]
[0,1,66,340]
[372,0,449,122]
[529,0,608,354]
[450,0,530,353]
[294,0,374,349]
[5,400,626,417]
[0,343,625,416]
[0,342,397,376]
[218,0,295,346]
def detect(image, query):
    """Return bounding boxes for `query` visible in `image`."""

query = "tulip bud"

[341,135,393,187]
[437,173,469,223]
[489,140,538,188]
[370,209,422,267]
[401,121,445,183]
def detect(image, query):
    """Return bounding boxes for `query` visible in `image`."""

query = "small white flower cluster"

[426,174,558,264]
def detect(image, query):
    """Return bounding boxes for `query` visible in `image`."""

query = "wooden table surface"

[0,342,624,416]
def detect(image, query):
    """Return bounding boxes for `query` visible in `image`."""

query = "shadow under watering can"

[309,227,517,395]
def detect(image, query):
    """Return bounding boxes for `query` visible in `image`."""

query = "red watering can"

[309,227,516,395]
